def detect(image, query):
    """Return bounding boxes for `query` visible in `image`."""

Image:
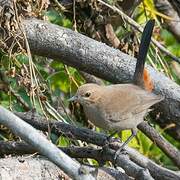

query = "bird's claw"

[104,136,121,147]
[113,147,127,163]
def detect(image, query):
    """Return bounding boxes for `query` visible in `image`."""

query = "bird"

[69,20,163,160]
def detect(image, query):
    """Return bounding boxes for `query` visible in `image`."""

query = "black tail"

[133,20,155,87]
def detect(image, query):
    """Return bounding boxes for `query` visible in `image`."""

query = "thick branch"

[0,140,179,180]
[0,156,129,180]
[0,156,71,179]
[16,111,180,167]
[168,0,180,17]
[0,141,36,155]
[59,146,180,180]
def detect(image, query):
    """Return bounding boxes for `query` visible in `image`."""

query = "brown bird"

[69,20,163,159]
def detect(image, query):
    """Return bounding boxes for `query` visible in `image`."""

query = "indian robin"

[69,20,163,159]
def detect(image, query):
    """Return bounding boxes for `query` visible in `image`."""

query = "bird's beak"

[68,96,78,102]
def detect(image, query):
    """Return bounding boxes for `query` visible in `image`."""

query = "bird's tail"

[133,20,155,92]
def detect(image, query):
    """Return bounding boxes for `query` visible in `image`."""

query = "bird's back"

[84,84,162,130]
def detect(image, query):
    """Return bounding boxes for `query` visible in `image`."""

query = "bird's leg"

[114,128,137,161]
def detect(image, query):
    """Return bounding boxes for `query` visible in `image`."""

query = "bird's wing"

[98,84,162,122]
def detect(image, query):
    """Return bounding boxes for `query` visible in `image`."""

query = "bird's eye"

[84,92,91,97]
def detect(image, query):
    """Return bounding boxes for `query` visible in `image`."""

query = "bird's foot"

[113,147,127,164]
[101,141,109,153]
[114,147,123,162]
[104,134,121,147]
[101,135,119,166]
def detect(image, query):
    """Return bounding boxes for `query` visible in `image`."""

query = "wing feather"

[97,84,162,122]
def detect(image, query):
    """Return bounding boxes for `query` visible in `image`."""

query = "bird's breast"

[83,104,146,131]
[83,105,111,130]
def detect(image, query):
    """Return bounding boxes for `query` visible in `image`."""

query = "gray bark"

[0,156,71,180]
[0,156,129,180]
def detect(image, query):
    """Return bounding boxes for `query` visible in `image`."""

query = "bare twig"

[138,122,180,167]
[79,71,104,85]
[154,0,180,41]
[53,0,66,12]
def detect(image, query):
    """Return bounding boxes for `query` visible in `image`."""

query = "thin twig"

[53,0,67,12]
[138,121,180,168]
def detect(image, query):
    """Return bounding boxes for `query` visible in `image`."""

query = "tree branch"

[0,156,130,180]
[138,122,180,168]
[0,156,71,179]
[0,140,179,180]
[0,141,153,180]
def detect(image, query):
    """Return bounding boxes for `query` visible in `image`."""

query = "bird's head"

[68,83,102,106]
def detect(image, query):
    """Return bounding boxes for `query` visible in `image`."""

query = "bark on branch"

[0,156,71,180]
[0,156,129,180]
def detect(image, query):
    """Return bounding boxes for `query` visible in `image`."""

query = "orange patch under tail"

[143,68,154,92]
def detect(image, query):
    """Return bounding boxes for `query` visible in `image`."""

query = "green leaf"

[16,54,29,65]
[63,18,72,28]
[44,10,63,25]
[57,136,70,146]
[48,71,70,93]
[50,61,64,71]
[138,131,153,155]
[168,44,180,57]
[0,100,9,109]
[0,54,10,69]
[18,88,32,107]
[161,30,176,46]
[50,133,59,144]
